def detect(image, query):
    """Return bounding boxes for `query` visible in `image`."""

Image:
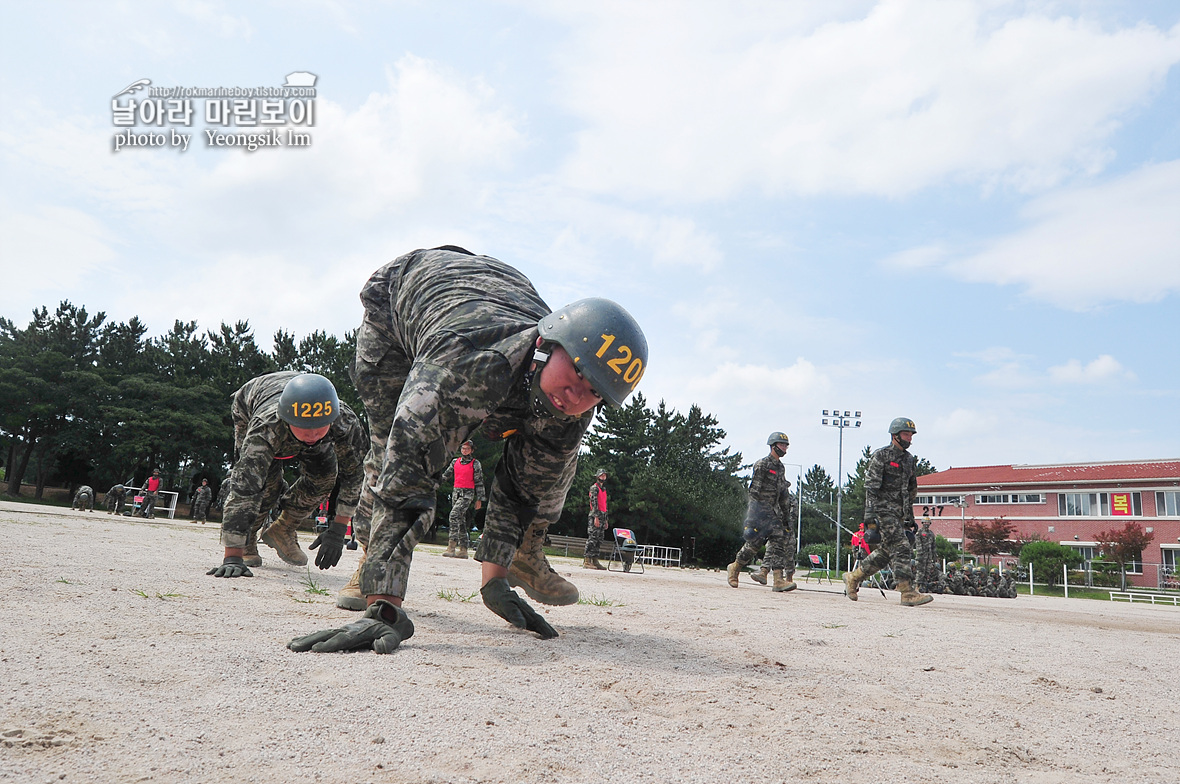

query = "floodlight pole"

[821,409,861,573]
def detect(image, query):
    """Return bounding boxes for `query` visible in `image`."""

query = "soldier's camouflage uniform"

[856,442,918,586]
[72,485,95,511]
[192,484,213,522]
[220,371,367,549]
[585,478,609,560]
[914,519,937,591]
[441,456,485,548]
[352,247,594,601]
[733,453,797,574]
[105,484,126,514]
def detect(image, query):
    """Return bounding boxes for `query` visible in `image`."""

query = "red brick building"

[915,459,1180,589]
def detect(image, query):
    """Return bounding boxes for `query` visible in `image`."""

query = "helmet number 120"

[596,333,644,387]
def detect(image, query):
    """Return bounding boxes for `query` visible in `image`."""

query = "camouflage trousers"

[221,461,310,548]
[735,521,795,573]
[857,515,914,584]
[106,493,125,515]
[352,311,583,599]
[73,492,94,511]
[448,488,476,547]
[584,513,608,558]
[140,491,158,518]
[916,555,939,590]
[192,498,212,522]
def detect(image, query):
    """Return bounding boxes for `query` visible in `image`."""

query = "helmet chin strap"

[528,346,570,420]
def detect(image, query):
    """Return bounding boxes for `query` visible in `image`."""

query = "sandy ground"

[1,502,1178,784]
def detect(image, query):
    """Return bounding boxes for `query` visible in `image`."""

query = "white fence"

[638,544,681,568]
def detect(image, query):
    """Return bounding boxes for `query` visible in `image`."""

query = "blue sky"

[2,0,1178,483]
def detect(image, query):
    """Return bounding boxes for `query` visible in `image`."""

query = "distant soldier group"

[930,564,1017,598]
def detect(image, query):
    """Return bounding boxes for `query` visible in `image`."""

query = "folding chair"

[804,553,834,585]
[606,528,644,573]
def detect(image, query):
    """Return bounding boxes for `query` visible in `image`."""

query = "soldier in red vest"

[583,469,610,569]
[140,469,162,518]
[440,440,485,559]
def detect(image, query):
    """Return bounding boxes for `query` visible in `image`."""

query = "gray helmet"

[538,298,647,408]
[278,373,341,429]
[766,431,790,447]
[888,417,917,435]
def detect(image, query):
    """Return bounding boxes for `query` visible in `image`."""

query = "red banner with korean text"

[1110,493,1132,516]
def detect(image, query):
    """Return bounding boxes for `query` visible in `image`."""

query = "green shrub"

[1019,541,1082,587]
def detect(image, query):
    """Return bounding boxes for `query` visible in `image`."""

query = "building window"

[1057,492,1141,517]
[915,495,964,505]
[976,493,1045,504]
[1071,545,1097,561]
[1163,549,1178,572]
[1157,491,1180,516]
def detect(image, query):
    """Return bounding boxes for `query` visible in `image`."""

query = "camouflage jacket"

[748,453,796,524]
[864,443,917,525]
[227,371,367,530]
[357,247,594,535]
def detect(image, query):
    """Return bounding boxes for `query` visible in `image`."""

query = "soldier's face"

[894,430,914,449]
[538,344,603,417]
[289,424,331,444]
[460,443,473,457]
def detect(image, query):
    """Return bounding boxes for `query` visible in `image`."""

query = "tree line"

[4,300,969,568]
[0,301,357,502]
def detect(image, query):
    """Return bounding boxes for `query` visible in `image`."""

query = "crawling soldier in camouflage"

[72,485,95,512]
[844,418,933,606]
[291,246,648,653]
[207,372,367,578]
[440,440,485,558]
[727,432,798,593]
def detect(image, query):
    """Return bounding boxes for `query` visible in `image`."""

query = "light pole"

[822,409,861,572]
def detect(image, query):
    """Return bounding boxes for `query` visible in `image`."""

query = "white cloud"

[542,0,1180,200]
[933,407,1002,439]
[0,205,118,293]
[1048,354,1135,384]
[882,243,948,270]
[949,159,1180,309]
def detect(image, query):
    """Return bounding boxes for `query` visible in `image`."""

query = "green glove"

[480,577,558,639]
[287,600,414,654]
[207,556,253,578]
[309,522,348,570]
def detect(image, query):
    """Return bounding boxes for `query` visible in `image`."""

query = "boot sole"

[507,573,579,606]
[773,584,797,592]
[336,594,366,611]
[259,532,308,566]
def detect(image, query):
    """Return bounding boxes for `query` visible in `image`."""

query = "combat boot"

[243,531,263,567]
[442,540,459,558]
[590,557,607,570]
[335,550,367,611]
[750,567,769,585]
[897,580,934,607]
[843,565,867,601]
[509,526,579,605]
[259,511,308,566]
[773,569,797,592]
[455,545,469,559]
[726,561,742,588]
